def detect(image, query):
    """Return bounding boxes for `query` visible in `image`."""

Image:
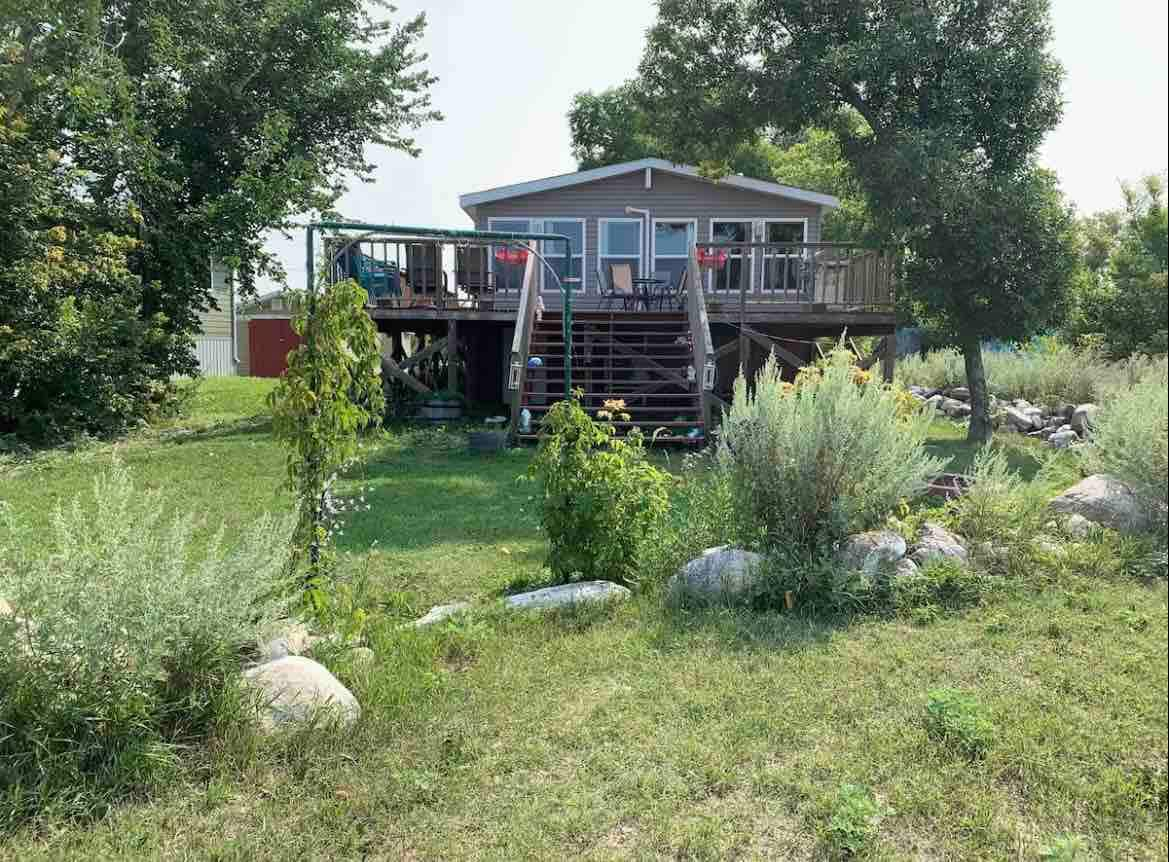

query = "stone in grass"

[411,601,474,628]
[1063,513,1093,539]
[941,399,972,419]
[258,620,321,662]
[1048,429,1079,449]
[911,522,969,566]
[1004,406,1041,432]
[668,546,766,603]
[242,656,360,732]
[1049,474,1148,534]
[948,386,971,402]
[503,581,631,611]
[1070,403,1099,436]
[838,530,908,575]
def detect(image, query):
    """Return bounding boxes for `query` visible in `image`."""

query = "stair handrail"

[686,245,716,430]
[508,246,541,433]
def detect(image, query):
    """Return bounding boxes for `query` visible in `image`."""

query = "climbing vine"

[269,278,384,588]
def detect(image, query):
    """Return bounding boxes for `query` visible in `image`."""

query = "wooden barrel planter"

[417,398,463,425]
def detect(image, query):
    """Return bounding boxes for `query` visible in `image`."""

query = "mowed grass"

[1,380,1165,860]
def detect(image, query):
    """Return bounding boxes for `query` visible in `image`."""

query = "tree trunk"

[961,335,992,444]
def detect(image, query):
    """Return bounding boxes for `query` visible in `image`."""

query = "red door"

[248,318,303,377]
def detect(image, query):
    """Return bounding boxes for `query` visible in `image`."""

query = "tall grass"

[0,466,294,824]
[896,345,1166,404]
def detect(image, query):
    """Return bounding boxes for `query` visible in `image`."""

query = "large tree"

[635,0,1076,441]
[1,0,437,440]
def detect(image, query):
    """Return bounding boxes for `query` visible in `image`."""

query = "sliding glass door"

[651,219,696,292]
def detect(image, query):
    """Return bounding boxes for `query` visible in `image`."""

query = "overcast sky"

[263,0,1169,291]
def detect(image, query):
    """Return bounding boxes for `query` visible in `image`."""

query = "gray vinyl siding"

[470,169,824,298]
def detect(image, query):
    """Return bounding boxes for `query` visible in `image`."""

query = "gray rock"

[1049,474,1148,534]
[948,386,971,402]
[1033,536,1065,556]
[669,546,766,603]
[1071,403,1099,436]
[411,601,473,627]
[892,557,921,581]
[942,399,973,419]
[1013,399,1033,410]
[911,522,969,566]
[503,580,631,611]
[925,393,945,409]
[838,530,908,575]
[242,656,360,731]
[1048,429,1079,449]
[1057,423,1073,433]
[1005,406,1042,432]
[973,541,1010,567]
[1054,403,1076,420]
[1064,513,1093,539]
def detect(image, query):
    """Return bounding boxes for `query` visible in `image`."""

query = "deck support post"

[880,332,896,383]
[447,318,458,394]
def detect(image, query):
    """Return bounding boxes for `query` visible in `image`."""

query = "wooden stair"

[517,310,705,445]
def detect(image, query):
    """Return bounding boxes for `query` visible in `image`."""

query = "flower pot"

[468,430,508,453]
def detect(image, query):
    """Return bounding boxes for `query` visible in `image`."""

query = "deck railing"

[685,246,716,429]
[699,242,895,310]
[507,248,541,430]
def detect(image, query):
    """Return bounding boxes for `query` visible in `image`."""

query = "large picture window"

[599,218,642,286]
[708,219,753,293]
[651,219,696,291]
[761,219,808,294]
[541,218,585,292]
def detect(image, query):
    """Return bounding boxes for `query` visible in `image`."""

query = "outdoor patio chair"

[609,263,635,311]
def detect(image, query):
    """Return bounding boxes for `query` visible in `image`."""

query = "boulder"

[838,530,908,575]
[242,656,360,731]
[1054,403,1076,420]
[503,580,631,611]
[892,557,921,581]
[948,386,971,402]
[1048,429,1079,449]
[1013,399,1033,410]
[1005,406,1041,432]
[1049,475,1148,534]
[911,522,969,566]
[1070,403,1099,436]
[942,399,972,419]
[411,601,473,627]
[668,546,766,603]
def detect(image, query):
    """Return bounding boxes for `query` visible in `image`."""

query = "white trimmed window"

[599,218,642,285]
[540,218,585,293]
[708,218,754,293]
[761,219,808,293]
[651,218,696,291]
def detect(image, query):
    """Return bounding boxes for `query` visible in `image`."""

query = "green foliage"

[638,0,1074,442]
[717,350,947,551]
[1067,175,1168,357]
[950,446,1053,574]
[894,557,995,615]
[0,465,293,824]
[896,343,1167,405]
[268,279,385,581]
[1039,834,1094,861]
[924,688,996,760]
[1086,369,1169,537]
[528,398,670,585]
[0,0,436,443]
[823,783,888,857]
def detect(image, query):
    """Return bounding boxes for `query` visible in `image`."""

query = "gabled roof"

[458,157,840,212]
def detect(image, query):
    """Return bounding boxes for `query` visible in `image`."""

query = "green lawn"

[1,381,1165,861]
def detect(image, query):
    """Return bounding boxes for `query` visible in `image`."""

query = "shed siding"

[471,169,823,294]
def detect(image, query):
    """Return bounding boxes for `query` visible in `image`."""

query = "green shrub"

[718,350,947,551]
[823,783,888,857]
[949,446,1053,574]
[896,343,1166,405]
[0,466,294,824]
[528,398,669,585]
[894,558,995,613]
[1087,369,1168,537]
[923,688,996,759]
[1039,833,1093,861]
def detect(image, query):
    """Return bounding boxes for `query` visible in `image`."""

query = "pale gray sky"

[264,0,1168,291]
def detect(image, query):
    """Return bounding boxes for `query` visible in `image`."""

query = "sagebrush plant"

[924,688,996,759]
[718,349,947,551]
[528,397,669,585]
[1087,369,1168,538]
[824,783,888,857]
[949,445,1054,574]
[896,343,1167,405]
[0,465,293,824]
